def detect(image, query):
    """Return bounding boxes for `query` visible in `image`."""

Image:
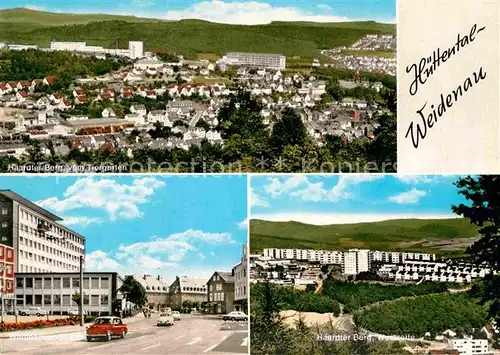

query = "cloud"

[250,188,270,208]
[237,219,248,230]
[252,212,458,225]
[59,216,104,227]
[161,1,356,25]
[396,175,434,184]
[132,0,156,7]
[388,188,427,204]
[210,252,216,256]
[37,177,165,223]
[86,229,234,278]
[262,175,383,202]
[317,4,332,11]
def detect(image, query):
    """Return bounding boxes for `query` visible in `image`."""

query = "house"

[75,95,87,105]
[7,82,18,91]
[36,97,51,108]
[49,93,63,104]
[19,81,31,90]
[31,79,43,89]
[73,88,86,97]
[130,104,147,117]
[43,76,57,85]
[147,110,168,124]
[97,92,114,101]
[205,130,222,143]
[0,83,10,95]
[58,100,73,111]
[125,113,145,125]
[206,271,235,314]
[102,108,116,118]
[16,91,28,102]
[132,275,170,311]
[168,276,207,311]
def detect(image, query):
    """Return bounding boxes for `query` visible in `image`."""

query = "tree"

[72,292,89,313]
[119,276,147,308]
[452,175,500,323]
[270,108,308,154]
[367,113,396,172]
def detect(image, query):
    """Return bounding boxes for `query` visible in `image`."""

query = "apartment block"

[222,52,286,70]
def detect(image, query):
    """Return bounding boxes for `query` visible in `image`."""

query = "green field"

[250,218,478,257]
[341,49,395,58]
[0,9,396,59]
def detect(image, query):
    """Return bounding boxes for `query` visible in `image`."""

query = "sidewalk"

[0,314,144,338]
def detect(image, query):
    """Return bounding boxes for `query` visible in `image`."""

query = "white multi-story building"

[0,190,85,274]
[13,272,122,316]
[450,338,489,355]
[342,251,358,275]
[233,244,248,309]
[50,41,87,51]
[222,52,286,70]
[129,41,144,59]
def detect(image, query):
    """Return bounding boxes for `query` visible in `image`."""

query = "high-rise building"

[222,52,286,70]
[342,251,358,275]
[0,190,85,274]
[129,41,144,59]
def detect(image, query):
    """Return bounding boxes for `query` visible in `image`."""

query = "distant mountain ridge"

[0,8,396,59]
[250,218,478,258]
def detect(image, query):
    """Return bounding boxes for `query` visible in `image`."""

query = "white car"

[172,311,181,321]
[222,311,247,321]
[157,313,174,326]
[68,309,79,315]
[18,307,48,316]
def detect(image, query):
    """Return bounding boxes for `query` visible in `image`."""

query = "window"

[26,295,33,305]
[221,292,224,300]
[1,222,7,228]
[209,294,213,301]
[62,295,70,306]
[83,278,89,288]
[53,278,61,288]
[100,295,109,305]
[72,278,80,288]
[44,295,51,306]
[83,295,89,305]
[91,295,99,306]
[63,278,70,288]
[16,297,24,306]
[43,278,52,289]
[16,278,24,288]
[53,295,60,305]
[91,278,99,289]
[25,278,33,288]
[1,208,7,215]
[34,295,42,305]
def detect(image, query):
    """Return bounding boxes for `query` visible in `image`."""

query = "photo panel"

[249,174,500,355]
[0,174,248,355]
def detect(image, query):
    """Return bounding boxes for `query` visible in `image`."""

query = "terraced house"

[206,271,235,314]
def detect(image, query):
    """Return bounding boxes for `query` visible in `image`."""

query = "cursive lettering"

[405,67,487,148]
[406,24,485,96]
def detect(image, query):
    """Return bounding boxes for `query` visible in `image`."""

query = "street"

[0,314,248,355]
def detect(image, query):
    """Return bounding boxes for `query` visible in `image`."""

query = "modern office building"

[50,41,87,51]
[128,41,144,59]
[206,271,235,314]
[0,190,86,274]
[12,272,123,316]
[222,52,286,70]
[168,276,207,311]
[233,244,248,311]
[133,274,169,311]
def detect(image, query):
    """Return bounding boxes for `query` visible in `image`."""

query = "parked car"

[222,311,247,321]
[67,309,79,316]
[86,317,128,341]
[18,307,48,316]
[172,311,181,321]
[157,312,174,326]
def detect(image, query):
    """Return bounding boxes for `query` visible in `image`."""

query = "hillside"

[0,8,396,59]
[250,218,479,257]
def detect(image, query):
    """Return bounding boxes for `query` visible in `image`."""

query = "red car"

[86,316,128,341]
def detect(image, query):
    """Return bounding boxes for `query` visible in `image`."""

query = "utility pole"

[79,255,84,326]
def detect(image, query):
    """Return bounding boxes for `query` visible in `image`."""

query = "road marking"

[186,337,202,345]
[175,335,185,340]
[90,343,114,349]
[141,343,161,351]
[241,337,248,346]
[202,344,218,353]
[221,335,228,341]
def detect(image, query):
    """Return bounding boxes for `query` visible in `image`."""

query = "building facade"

[450,338,489,355]
[206,271,235,314]
[133,274,169,310]
[233,244,247,311]
[50,41,87,51]
[223,52,286,70]
[0,190,85,274]
[129,41,144,59]
[13,272,122,316]
[168,276,207,311]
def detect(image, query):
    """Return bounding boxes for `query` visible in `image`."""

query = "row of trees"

[0,50,124,83]
[321,276,449,313]
[354,292,488,337]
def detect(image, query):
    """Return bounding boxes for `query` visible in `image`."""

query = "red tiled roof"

[75,89,86,95]
[53,93,62,99]
[0,84,7,90]
[44,76,57,84]
[20,81,30,87]
[76,95,87,102]
[32,79,43,85]
[8,82,17,88]
[18,91,28,97]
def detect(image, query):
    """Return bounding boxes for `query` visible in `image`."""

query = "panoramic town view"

[0,1,396,173]
[0,175,248,354]
[249,175,500,355]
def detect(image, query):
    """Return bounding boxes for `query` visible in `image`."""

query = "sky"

[0,175,248,283]
[0,0,396,24]
[250,175,470,225]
